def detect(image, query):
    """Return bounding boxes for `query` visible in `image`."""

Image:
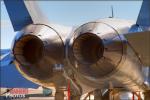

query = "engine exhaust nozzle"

[73,33,104,64]
[13,24,65,82]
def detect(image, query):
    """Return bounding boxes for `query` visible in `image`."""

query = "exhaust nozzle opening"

[13,35,44,65]
[73,33,104,64]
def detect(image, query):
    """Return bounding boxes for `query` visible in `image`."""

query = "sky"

[1,1,142,49]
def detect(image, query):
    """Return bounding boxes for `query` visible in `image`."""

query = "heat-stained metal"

[13,24,66,87]
[11,19,148,96]
[3,0,150,99]
[68,22,124,78]
[67,20,146,93]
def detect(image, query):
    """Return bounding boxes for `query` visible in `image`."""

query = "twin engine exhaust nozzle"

[13,22,124,85]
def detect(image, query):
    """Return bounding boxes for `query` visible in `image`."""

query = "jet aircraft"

[1,0,150,99]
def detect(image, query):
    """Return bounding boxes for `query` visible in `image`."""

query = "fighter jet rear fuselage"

[12,18,147,94]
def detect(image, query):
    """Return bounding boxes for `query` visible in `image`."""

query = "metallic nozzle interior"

[13,34,44,65]
[73,33,104,64]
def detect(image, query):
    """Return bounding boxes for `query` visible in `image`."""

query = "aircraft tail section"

[136,0,150,27]
[3,0,33,31]
[3,0,46,31]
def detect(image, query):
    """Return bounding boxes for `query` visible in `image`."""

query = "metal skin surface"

[13,24,67,88]
[3,0,150,99]
[67,19,146,94]
[12,19,148,95]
